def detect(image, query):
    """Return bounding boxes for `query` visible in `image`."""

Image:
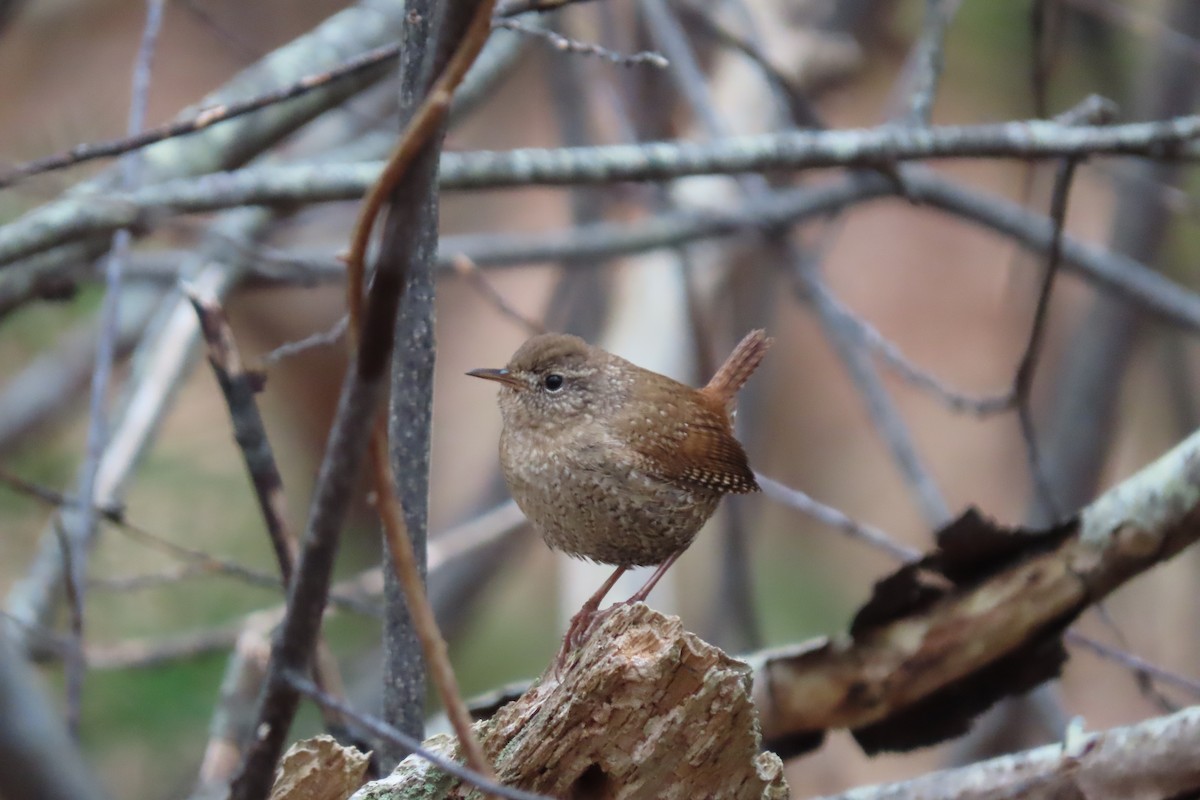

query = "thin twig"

[896,0,963,125]
[186,288,298,581]
[370,420,497,781]
[229,3,500,796]
[1014,159,1077,522]
[795,251,952,526]
[66,0,165,737]
[1088,603,1179,712]
[88,564,207,592]
[178,0,263,63]
[262,315,349,366]
[0,465,375,616]
[755,473,921,563]
[343,0,501,319]
[86,625,243,670]
[29,502,525,673]
[79,501,524,671]
[286,671,552,800]
[807,279,1014,416]
[51,519,83,737]
[452,254,545,335]
[0,467,123,521]
[494,18,668,67]
[1028,0,1063,119]
[0,42,400,189]
[1066,630,1200,701]
[16,115,1200,267]
[342,0,499,779]
[0,290,156,446]
[494,0,597,17]
[188,286,352,731]
[669,0,822,129]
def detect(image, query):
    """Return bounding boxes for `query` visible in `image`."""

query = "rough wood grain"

[270,735,371,800]
[353,603,787,799]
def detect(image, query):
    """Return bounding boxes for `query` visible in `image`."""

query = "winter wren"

[469,330,771,651]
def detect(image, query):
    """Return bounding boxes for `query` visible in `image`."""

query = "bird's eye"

[543,373,565,392]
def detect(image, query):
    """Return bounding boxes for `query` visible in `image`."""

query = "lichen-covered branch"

[813,705,1200,800]
[750,425,1200,752]
[6,114,1200,266]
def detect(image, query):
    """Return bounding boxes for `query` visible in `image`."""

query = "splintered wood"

[269,735,370,800]
[354,603,788,799]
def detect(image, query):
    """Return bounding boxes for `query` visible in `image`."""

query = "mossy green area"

[755,529,859,646]
[69,652,224,797]
[80,652,226,741]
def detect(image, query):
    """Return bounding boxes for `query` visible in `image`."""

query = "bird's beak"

[467,367,524,389]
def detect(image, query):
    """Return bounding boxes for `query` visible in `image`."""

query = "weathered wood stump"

[353,603,788,799]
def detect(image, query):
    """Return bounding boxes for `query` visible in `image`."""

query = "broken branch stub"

[354,603,788,799]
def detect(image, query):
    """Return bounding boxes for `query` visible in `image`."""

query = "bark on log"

[813,706,1200,800]
[352,603,788,799]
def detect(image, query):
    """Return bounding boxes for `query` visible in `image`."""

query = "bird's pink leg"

[556,565,627,669]
[554,552,685,672]
[626,550,681,605]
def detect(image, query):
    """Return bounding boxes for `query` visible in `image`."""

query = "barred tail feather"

[703,329,772,406]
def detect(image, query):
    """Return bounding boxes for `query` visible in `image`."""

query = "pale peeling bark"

[354,603,788,799]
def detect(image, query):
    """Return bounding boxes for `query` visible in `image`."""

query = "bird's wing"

[626,394,759,494]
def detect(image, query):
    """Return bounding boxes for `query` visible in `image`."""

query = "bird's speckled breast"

[499,425,720,567]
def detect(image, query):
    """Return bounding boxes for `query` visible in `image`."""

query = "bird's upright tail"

[704,329,772,408]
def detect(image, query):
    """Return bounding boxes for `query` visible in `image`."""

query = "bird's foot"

[553,602,620,674]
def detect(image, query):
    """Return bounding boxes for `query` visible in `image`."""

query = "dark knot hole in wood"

[571,762,615,800]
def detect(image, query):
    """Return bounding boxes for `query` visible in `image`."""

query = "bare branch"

[186,288,299,581]
[65,0,166,734]
[1066,630,1200,699]
[753,425,1200,749]
[0,42,401,189]
[0,465,376,616]
[262,315,349,366]
[810,705,1200,800]
[494,18,667,67]
[3,209,274,655]
[894,0,963,125]
[370,420,496,781]
[1014,159,1078,521]
[0,635,104,800]
[10,114,1200,267]
[792,252,951,526]
[756,473,921,562]
[451,255,546,335]
[229,1,498,793]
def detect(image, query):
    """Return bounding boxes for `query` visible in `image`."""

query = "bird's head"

[468,333,627,432]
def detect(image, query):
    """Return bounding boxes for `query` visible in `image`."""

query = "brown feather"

[629,389,760,494]
[703,329,773,410]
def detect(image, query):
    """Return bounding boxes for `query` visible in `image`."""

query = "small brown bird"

[468,330,771,656]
